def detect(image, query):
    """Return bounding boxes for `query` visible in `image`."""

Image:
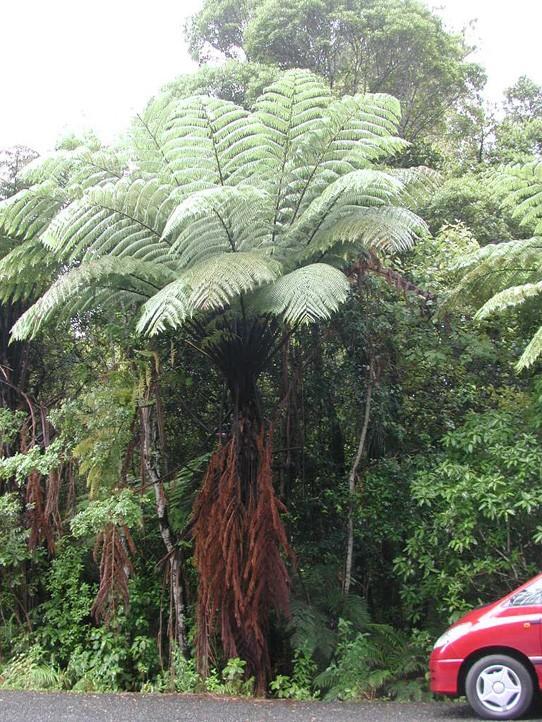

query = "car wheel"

[465,654,534,720]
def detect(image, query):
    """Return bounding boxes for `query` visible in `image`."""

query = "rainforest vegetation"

[1,0,542,700]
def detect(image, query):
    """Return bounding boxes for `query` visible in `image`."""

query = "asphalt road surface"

[0,692,494,722]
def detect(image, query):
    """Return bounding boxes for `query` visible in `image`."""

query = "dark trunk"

[192,318,291,694]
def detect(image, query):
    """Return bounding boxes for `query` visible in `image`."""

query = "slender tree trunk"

[343,358,375,597]
[140,386,188,656]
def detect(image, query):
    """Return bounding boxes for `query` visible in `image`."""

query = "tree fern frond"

[136,279,189,335]
[255,69,331,152]
[11,257,175,340]
[495,161,542,234]
[390,167,442,207]
[517,325,542,370]
[251,263,350,325]
[43,177,180,263]
[138,251,281,335]
[285,93,407,223]
[134,94,267,188]
[0,183,67,245]
[164,186,272,264]
[451,237,542,304]
[254,70,332,231]
[65,147,128,195]
[284,169,404,250]
[186,251,281,311]
[18,146,127,193]
[0,238,58,303]
[305,206,426,259]
[475,281,542,319]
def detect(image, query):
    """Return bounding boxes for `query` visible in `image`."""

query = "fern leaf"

[0,238,58,303]
[284,169,404,250]
[164,186,272,265]
[43,178,180,263]
[137,251,281,335]
[136,279,189,335]
[517,325,542,370]
[134,94,266,188]
[475,281,542,319]
[186,251,281,311]
[252,263,350,325]
[0,183,66,245]
[11,257,174,340]
[287,93,406,223]
[305,206,426,260]
[451,237,542,305]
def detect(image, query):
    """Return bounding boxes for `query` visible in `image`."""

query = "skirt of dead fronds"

[92,523,136,623]
[192,424,290,694]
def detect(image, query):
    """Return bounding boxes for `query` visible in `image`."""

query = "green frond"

[517,325,542,371]
[42,177,181,263]
[452,237,542,304]
[255,69,332,151]
[305,206,426,260]
[19,146,127,194]
[133,94,266,188]
[495,161,542,234]
[137,251,282,335]
[0,238,58,303]
[284,93,407,223]
[185,251,281,311]
[17,150,77,187]
[164,186,272,265]
[136,279,189,336]
[251,263,350,325]
[475,281,542,320]
[254,70,332,229]
[391,167,441,207]
[65,147,128,195]
[0,183,67,246]
[284,169,404,250]
[11,257,175,340]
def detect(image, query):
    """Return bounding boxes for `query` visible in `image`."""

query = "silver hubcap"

[476,664,522,713]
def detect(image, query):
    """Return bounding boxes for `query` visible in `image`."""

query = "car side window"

[509,585,542,606]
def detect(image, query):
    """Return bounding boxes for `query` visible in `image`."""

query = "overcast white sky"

[1,0,541,152]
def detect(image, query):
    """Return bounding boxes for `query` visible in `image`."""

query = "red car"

[430,573,542,719]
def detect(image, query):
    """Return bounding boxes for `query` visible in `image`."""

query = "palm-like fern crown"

[451,161,542,370]
[3,70,436,340]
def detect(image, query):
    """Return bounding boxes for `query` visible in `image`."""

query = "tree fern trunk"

[191,318,291,694]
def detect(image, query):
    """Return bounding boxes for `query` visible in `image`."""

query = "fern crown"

[2,70,436,340]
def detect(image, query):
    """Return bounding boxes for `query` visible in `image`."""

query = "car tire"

[465,654,534,720]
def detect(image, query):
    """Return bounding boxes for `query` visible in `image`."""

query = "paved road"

[0,691,486,722]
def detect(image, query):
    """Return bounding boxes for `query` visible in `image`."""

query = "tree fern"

[451,162,542,370]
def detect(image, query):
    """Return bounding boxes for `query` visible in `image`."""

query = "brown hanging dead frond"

[92,523,136,623]
[20,422,55,553]
[192,425,291,694]
[25,469,52,552]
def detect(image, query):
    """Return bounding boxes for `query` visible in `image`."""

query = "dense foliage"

[0,0,541,702]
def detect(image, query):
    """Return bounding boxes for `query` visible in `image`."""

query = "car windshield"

[508,577,542,606]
